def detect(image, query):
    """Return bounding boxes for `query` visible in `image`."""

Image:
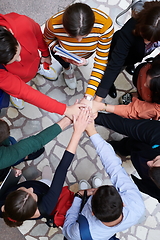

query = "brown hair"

[3,190,37,227]
[134,1,160,42]
[63,3,95,37]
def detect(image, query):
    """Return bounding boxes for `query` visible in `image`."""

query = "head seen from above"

[146,59,160,103]
[91,185,123,224]
[0,26,21,64]
[134,1,160,42]
[3,188,37,227]
[62,3,95,40]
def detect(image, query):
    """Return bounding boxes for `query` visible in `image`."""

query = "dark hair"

[91,185,123,222]
[62,3,95,37]
[0,26,18,64]
[134,1,160,42]
[146,59,160,103]
[3,190,37,227]
[0,119,10,144]
[149,166,160,188]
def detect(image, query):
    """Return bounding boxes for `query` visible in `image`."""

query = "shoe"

[38,63,58,81]
[42,165,52,181]
[91,174,103,188]
[125,64,135,75]
[10,96,24,110]
[108,84,117,98]
[27,147,45,160]
[79,179,91,190]
[63,66,77,89]
[119,93,132,105]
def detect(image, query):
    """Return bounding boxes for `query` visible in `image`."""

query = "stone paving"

[1,0,160,240]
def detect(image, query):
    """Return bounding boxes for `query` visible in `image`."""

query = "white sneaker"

[63,66,77,89]
[79,179,91,190]
[37,64,58,81]
[10,96,24,110]
[91,174,103,188]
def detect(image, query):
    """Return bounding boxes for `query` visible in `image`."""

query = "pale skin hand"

[13,168,22,177]
[78,188,96,196]
[40,56,52,65]
[80,97,93,109]
[64,102,86,120]
[85,119,97,137]
[61,57,87,67]
[66,107,92,154]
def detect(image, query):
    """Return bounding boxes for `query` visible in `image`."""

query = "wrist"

[84,94,93,101]
[42,55,50,58]
[102,103,107,111]
[74,191,83,199]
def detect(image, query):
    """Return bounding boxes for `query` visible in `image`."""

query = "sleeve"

[113,97,160,120]
[0,70,66,115]
[39,150,74,215]
[96,18,137,98]
[43,17,59,49]
[63,197,82,240]
[85,18,114,96]
[0,123,62,169]
[28,16,50,57]
[90,133,145,215]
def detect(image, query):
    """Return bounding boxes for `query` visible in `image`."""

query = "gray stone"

[30,224,48,236]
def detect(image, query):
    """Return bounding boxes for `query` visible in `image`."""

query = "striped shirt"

[44,8,114,96]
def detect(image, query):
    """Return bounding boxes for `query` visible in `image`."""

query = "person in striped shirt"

[44,2,114,98]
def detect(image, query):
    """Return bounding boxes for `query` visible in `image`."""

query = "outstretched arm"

[40,108,92,215]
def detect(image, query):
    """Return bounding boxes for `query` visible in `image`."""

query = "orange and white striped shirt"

[44,8,114,96]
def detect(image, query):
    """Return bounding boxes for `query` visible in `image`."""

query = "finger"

[73,115,76,124]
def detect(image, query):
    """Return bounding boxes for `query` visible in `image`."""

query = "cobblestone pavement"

[1,0,160,240]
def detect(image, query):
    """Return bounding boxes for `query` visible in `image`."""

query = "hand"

[92,100,105,119]
[14,168,22,177]
[64,102,86,120]
[73,107,92,134]
[78,188,96,196]
[61,57,86,67]
[80,97,93,109]
[41,55,52,65]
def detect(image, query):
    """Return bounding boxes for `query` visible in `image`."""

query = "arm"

[39,108,92,215]
[86,122,144,210]
[85,14,114,97]
[113,98,160,120]
[95,18,137,99]
[92,98,160,120]
[29,16,50,58]
[0,117,71,169]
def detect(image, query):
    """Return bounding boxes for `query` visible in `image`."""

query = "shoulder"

[92,8,112,23]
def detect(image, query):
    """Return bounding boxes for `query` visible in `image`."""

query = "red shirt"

[0,13,66,114]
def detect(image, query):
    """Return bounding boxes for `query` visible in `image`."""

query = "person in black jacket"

[95,1,160,99]
[95,112,160,202]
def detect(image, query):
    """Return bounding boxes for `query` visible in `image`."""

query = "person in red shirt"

[0,13,83,118]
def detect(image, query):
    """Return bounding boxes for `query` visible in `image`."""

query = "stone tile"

[29,224,48,236]
[18,220,36,235]
[147,229,160,240]
[136,226,148,240]
[7,107,19,118]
